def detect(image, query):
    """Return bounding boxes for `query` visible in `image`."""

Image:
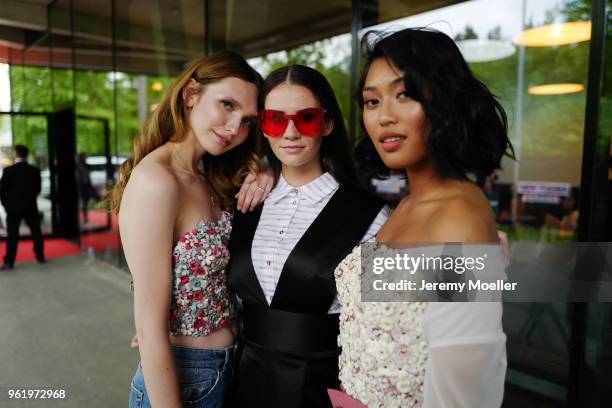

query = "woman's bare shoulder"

[128,154,178,196]
[428,185,497,243]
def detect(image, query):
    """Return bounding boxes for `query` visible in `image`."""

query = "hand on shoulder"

[235,169,274,212]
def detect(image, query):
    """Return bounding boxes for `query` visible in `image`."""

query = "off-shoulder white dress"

[335,246,507,408]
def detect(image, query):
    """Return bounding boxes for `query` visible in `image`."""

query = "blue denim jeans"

[129,344,235,408]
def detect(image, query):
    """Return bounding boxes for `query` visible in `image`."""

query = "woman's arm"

[119,164,182,408]
[423,303,507,408]
[423,201,506,407]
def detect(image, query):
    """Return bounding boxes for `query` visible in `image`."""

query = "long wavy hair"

[110,51,263,212]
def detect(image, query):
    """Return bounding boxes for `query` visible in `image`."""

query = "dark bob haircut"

[355,27,515,180]
[259,64,359,187]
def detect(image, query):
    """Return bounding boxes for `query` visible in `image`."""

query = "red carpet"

[80,210,121,253]
[81,230,121,253]
[0,237,81,263]
[0,210,120,264]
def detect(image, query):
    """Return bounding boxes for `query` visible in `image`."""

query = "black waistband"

[241,305,340,353]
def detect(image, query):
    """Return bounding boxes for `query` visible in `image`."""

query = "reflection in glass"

[513,21,591,47]
[528,82,585,95]
[360,0,593,404]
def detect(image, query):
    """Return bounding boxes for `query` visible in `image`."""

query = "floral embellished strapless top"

[169,211,238,337]
[335,245,428,407]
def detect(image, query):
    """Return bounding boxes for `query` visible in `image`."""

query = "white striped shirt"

[251,172,390,313]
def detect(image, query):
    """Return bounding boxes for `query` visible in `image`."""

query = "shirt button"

[292,200,297,205]
[279,230,284,235]
[266,260,271,266]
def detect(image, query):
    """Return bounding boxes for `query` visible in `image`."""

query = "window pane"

[362,0,593,403]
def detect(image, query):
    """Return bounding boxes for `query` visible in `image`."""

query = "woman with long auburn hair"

[112,51,269,408]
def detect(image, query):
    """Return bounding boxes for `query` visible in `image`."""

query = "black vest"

[226,184,384,408]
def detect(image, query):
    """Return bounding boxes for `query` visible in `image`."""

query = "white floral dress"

[335,245,507,408]
[336,245,427,407]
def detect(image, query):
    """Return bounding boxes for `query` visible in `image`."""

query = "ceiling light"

[456,39,516,63]
[528,83,585,95]
[513,21,591,47]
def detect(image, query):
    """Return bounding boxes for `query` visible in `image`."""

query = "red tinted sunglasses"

[258,108,327,137]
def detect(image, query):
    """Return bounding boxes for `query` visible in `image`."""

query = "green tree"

[455,25,479,41]
[8,66,145,158]
[467,1,593,162]
[487,26,503,40]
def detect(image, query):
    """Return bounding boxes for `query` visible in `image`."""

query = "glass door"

[0,112,54,238]
[76,115,112,233]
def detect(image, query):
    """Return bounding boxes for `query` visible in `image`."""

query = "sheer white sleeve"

[422,302,507,408]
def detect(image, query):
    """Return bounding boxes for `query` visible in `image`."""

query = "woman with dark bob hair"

[355,28,514,181]
[334,28,514,407]
[226,64,389,407]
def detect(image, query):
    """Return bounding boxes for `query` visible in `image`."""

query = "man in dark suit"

[0,145,45,269]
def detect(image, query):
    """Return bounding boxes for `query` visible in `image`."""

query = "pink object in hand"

[327,389,368,408]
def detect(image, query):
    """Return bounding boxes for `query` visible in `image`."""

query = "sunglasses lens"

[295,108,324,136]
[260,110,287,137]
[259,108,325,137]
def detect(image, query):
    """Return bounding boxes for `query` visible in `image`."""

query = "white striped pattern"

[251,172,390,313]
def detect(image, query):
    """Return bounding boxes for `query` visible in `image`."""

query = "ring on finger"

[256,185,264,191]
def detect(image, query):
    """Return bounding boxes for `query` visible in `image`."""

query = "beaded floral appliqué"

[335,245,428,408]
[169,211,237,336]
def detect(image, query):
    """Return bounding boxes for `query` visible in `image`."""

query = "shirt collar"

[267,172,339,205]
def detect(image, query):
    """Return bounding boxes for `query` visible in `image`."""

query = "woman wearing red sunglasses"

[226,64,389,408]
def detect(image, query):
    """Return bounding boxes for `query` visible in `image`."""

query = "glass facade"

[0,0,610,405]
[355,3,610,405]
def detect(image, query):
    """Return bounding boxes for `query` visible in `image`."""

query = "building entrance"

[0,109,112,240]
